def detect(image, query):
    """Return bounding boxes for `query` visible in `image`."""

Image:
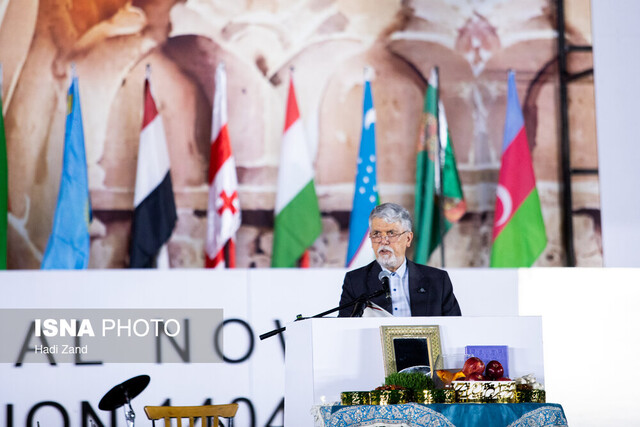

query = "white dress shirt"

[382,258,411,317]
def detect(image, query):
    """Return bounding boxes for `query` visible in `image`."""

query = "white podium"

[284,316,544,427]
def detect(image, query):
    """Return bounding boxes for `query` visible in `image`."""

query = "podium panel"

[284,317,543,426]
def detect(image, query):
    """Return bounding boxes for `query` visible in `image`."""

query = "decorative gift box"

[340,391,371,405]
[370,389,410,405]
[413,389,456,404]
[515,388,546,403]
[452,380,516,403]
[340,389,415,405]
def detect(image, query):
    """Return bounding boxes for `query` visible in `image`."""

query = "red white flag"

[206,63,241,268]
[130,73,177,269]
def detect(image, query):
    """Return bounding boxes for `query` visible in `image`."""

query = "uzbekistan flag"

[345,69,379,268]
[271,75,322,268]
[490,70,547,267]
[206,63,241,268]
[129,75,177,268]
[41,69,91,269]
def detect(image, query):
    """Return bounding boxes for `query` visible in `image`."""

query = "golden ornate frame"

[380,325,442,378]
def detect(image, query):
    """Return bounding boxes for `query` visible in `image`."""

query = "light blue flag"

[41,71,91,269]
[346,72,379,268]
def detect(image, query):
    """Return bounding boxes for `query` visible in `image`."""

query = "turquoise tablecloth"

[314,402,568,427]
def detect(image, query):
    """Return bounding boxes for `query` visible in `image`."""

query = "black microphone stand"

[259,285,388,341]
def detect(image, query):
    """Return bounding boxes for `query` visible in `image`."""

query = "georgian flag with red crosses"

[206,63,241,268]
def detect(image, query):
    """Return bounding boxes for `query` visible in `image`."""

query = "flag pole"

[434,67,446,267]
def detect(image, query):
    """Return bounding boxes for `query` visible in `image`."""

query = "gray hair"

[369,203,413,232]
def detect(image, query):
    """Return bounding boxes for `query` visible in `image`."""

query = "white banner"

[0,268,517,427]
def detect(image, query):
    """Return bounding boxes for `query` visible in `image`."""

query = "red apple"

[466,372,485,381]
[485,360,504,380]
[462,357,485,376]
[496,377,511,381]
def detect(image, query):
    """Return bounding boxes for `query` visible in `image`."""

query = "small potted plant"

[372,372,435,404]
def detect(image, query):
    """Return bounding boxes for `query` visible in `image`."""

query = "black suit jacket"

[338,260,462,317]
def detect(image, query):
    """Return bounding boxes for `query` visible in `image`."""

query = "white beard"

[376,245,399,270]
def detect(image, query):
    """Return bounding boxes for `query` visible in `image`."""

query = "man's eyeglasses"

[369,230,408,243]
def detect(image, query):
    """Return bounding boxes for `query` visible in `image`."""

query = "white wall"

[2,268,639,426]
[0,268,516,427]
[592,0,640,267]
[519,268,640,426]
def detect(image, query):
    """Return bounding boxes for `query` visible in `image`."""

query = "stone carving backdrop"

[0,0,600,269]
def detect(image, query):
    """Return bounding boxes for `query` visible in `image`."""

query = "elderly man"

[338,203,462,317]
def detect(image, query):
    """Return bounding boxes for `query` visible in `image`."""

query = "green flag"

[0,68,7,270]
[272,76,322,267]
[414,68,466,265]
[490,70,547,267]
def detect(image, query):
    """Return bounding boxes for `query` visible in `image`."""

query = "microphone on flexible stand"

[378,270,392,300]
[260,268,394,336]
[350,271,391,317]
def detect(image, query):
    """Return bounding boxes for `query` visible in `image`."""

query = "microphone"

[378,270,392,300]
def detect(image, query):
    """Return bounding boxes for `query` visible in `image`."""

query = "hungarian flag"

[345,69,379,268]
[490,70,547,267]
[0,67,7,269]
[206,63,241,268]
[41,69,92,269]
[414,68,466,265]
[271,76,322,268]
[129,74,177,268]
